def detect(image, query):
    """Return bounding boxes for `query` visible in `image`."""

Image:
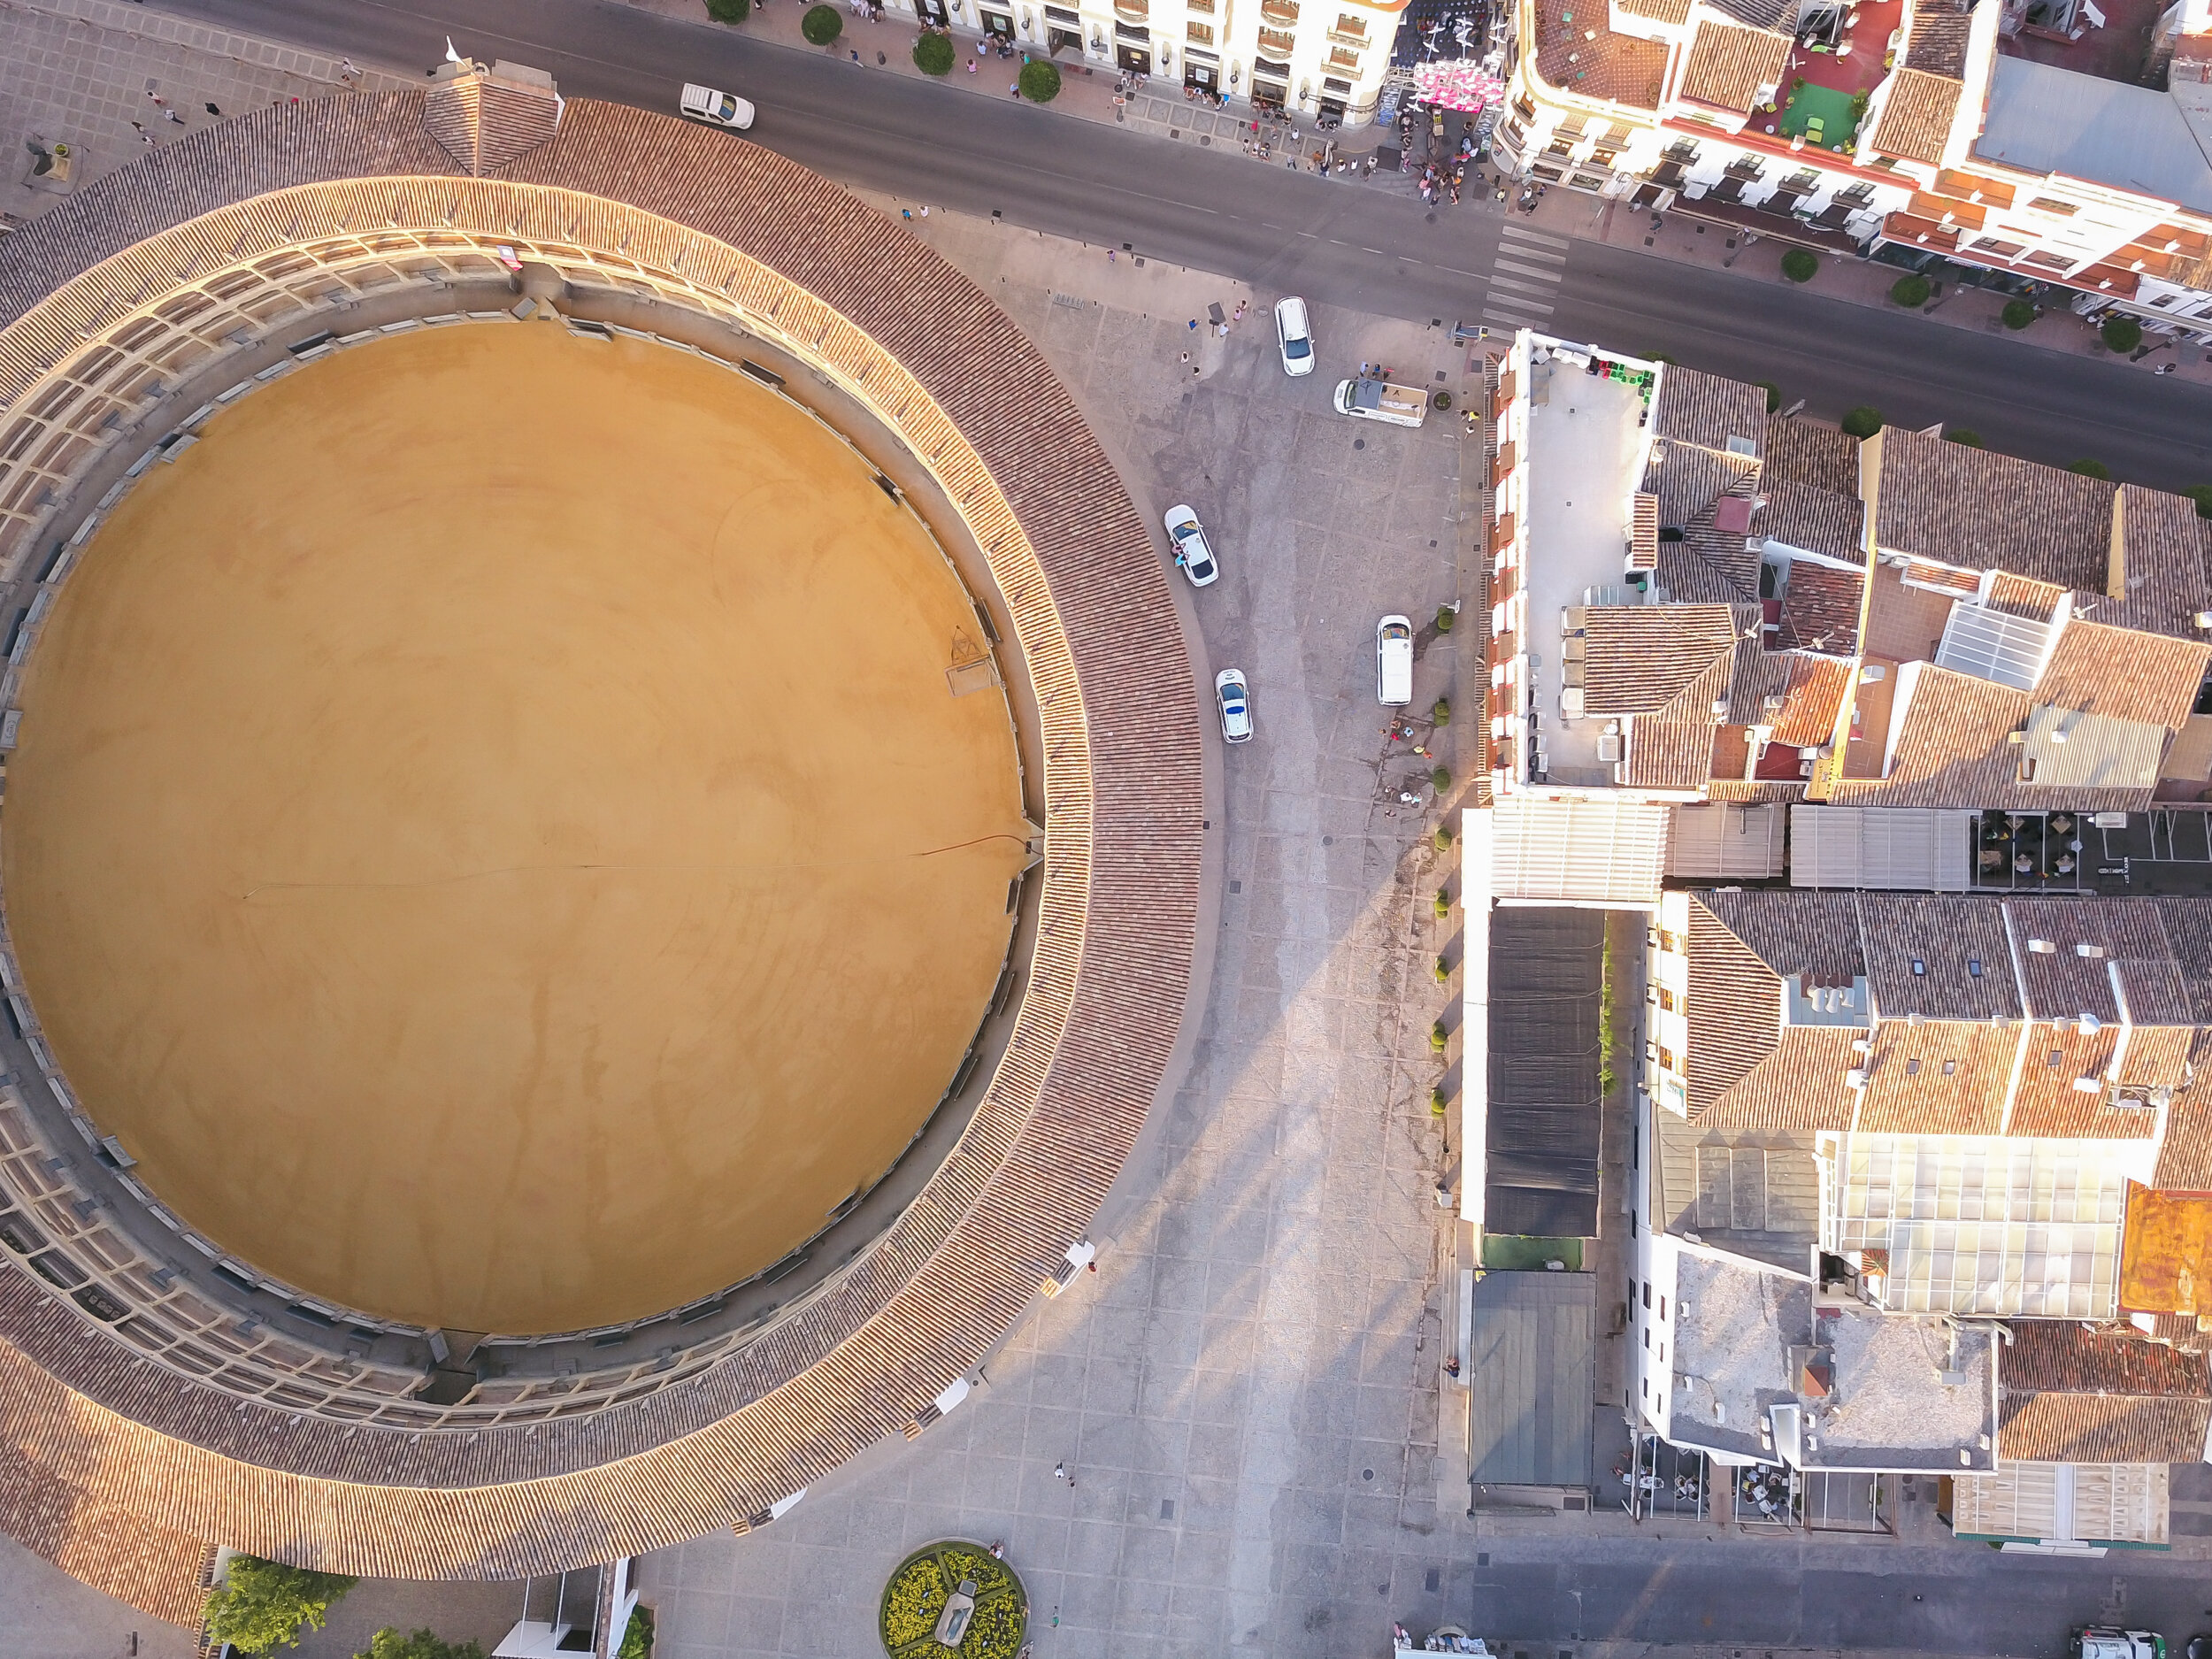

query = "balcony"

[1260,0,1301,22]
[1257,26,1297,52]
[1115,0,1148,18]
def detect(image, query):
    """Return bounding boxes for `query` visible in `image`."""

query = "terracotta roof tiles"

[1755,481,1865,561]
[1652,364,1771,454]
[2034,619,2210,733]
[1869,68,1963,165]
[1903,4,1973,76]
[1580,603,1748,715]
[2103,485,2212,641]
[1693,1024,1863,1131]
[1858,893,2019,1021]
[2004,896,2193,1026]
[1677,19,1794,111]
[1853,1018,2013,1136]
[1998,1391,2212,1463]
[1776,563,1865,653]
[1623,649,1737,791]
[1871,427,2117,592]
[1684,894,1786,1114]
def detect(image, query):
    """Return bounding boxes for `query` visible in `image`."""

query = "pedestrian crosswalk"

[1479,223,1570,328]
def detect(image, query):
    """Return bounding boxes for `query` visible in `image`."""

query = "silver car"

[1274,296,1315,376]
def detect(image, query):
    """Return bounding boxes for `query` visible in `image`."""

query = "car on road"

[1216,669,1253,742]
[2074,1631,2166,1659]
[1377,614,1413,705]
[1164,503,1218,587]
[1274,296,1315,376]
[680,83,756,130]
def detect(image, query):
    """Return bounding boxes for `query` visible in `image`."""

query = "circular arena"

[0,65,1202,1617]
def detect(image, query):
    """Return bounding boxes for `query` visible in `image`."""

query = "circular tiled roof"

[0,92,1201,1586]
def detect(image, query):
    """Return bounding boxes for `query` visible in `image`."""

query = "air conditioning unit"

[1597,733,1622,763]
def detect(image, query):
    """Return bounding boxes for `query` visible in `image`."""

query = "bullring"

[0,65,1202,1620]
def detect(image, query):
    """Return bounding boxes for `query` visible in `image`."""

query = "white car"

[1377,614,1414,705]
[1274,296,1315,376]
[680,83,756,130]
[1216,669,1253,743]
[1164,503,1218,587]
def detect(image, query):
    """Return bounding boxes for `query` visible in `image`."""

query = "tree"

[355,1632,487,1659]
[2001,298,2037,329]
[1945,429,1984,448]
[2068,458,2112,480]
[2100,315,2143,352]
[204,1557,357,1655]
[1840,405,1882,438]
[2180,485,2212,519]
[912,31,954,73]
[1018,59,1062,101]
[1888,273,1931,308]
[1755,380,1781,413]
[705,0,749,19]
[1779,248,1818,283]
[618,1606,656,1659]
[801,4,842,43]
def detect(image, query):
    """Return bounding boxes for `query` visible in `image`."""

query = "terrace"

[1749,0,1901,153]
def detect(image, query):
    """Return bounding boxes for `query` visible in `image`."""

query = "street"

[137,0,2212,488]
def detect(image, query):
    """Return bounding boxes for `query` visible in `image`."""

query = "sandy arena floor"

[3,323,1028,1336]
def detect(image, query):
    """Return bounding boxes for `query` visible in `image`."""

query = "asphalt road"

[143,0,2212,488]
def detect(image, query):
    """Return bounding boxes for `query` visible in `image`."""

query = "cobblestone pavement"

[638,211,1473,1659]
[0,0,408,228]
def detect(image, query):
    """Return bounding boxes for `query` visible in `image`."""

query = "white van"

[1377,615,1413,705]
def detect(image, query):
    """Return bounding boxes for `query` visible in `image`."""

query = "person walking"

[1053,1461,1073,1487]
[164,109,185,124]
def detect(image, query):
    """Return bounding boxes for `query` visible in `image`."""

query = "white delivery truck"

[1377,615,1414,705]
[1334,377,1429,427]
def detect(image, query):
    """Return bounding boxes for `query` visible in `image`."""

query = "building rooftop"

[1654,1116,1822,1271]
[1667,1251,1997,1469]
[1995,1320,2212,1463]
[1975,55,2212,213]
[2119,1182,2212,1318]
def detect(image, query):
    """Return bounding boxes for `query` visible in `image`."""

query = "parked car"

[1377,614,1413,705]
[1216,669,1253,742]
[2074,1632,2166,1659]
[680,83,756,130]
[1274,296,1315,376]
[1164,503,1218,587]
[1334,377,1429,426]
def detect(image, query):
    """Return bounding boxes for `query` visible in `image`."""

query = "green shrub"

[706,0,750,19]
[1433,825,1454,852]
[1431,764,1451,793]
[2100,315,2143,352]
[1946,428,1984,448]
[2069,458,2112,480]
[2001,298,2037,329]
[204,1557,357,1655]
[1755,380,1781,412]
[1430,1022,1448,1052]
[1888,273,1932,308]
[801,4,841,42]
[356,1632,487,1659]
[1435,604,1455,634]
[618,1606,655,1659]
[1433,390,1454,411]
[1430,1086,1448,1115]
[1840,405,1883,438]
[2181,485,2212,519]
[1433,889,1452,918]
[1780,249,1818,283]
[1432,697,1450,726]
[1434,955,1450,983]
[1018,59,1062,101]
[911,31,954,72]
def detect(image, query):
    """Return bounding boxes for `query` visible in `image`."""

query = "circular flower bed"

[879,1542,1028,1659]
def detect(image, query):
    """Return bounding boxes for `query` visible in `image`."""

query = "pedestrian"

[852,49,862,61]
[204,102,222,115]
[1010,81,1020,96]
[145,89,165,104]
[1179,351,1190,365]
[919,204,929,217]
[1054,1461,1073,1487]
[130,119,146,132]
[2154,363,2177,375]
[967,57,977,71]
[1216,323,1228,337]
[1107,248,1116,262]
[165,109,185,124]
[140,130,155,145]
[1188,319,1198,330]
[339,57,360,80]
[989,1540,1004,1558]
[902,207,912,219]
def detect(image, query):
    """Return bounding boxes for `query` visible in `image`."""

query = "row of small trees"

[204,1556,653,1659]
[705,0,1063,96]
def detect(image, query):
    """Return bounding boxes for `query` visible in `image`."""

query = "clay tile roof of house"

[1703,887,1869,986]
[2004,895,2191,1025]
[2120,1183,2212,1318]
[2154,1035,2212,1193]
[2007,1022,2166,1140]
[1872,427,2118,589]
[1684,893,1790,1113]
[1579,603,1749,714]
[2101,485,2212,640]
[1869,67,1964,165]
[1901,2,1973,77]
[1624,649,1741,790]
[1755,482,1866,563]
[1996,1322,2211,1464]
[1657,495,1767,602]
[1825,664,2042,810]
[2159,898,2212,1025]
[1764,415,1862,495]
[1694,1024,1865,1131]
[1984,570,2071,620]
[1858,893,2019,1021]
[1646,440,1762,534]
[1653,364,1773,453]
[1776,564,1866,653]
[1853,1018,2015,1136]
[2033,618,2211,733]
[1730,648,1852,745]
[1678,19,1794,111]
[1536,0,1671,107]
[1617,0,1695,22]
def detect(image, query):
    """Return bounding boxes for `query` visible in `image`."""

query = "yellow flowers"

[878,1542,1029,1659]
